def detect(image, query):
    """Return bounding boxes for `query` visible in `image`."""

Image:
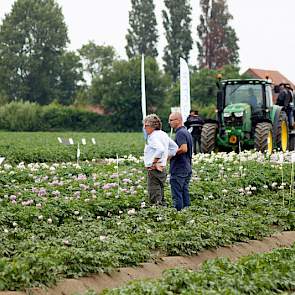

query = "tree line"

[0,0,241,131]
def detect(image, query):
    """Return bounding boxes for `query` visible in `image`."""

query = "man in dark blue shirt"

[169,112,193,211]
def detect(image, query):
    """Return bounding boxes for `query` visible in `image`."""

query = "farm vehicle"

[201,78,295,154]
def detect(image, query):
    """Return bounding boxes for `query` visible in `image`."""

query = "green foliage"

[39,105,113,132]
[91,56,168,131]
[103,244,295,294]
[56,51,84,105]
[79,41,117,80]
[125,0,158,58]
[0,90,9,106]
[0,102,113,132]
[192,103,216,119]
[162,0,193,81]
[197,0,239,69]
[0,132,144,163]
[0,151,295,290]
[0,0,69,104]
[0,101,41,131]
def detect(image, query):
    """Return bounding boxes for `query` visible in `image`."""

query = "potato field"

[0,132,295,294]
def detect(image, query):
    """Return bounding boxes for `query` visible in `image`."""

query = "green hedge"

[0,102,114,132]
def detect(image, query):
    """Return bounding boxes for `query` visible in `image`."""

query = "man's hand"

[153,157,160,164]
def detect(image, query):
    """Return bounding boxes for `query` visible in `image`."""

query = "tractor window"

[265,85,273,108]
[225,84,263,110]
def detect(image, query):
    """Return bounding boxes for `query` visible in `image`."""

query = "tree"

[78,41,117,81]
[125,0,158,58]
[197,0,239,69]
[0,0,68,104]
[162,0,193,81]
[90,57,168,131]
[56,51,84,105]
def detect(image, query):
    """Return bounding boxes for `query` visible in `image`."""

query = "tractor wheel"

[254,122,273,154]
[275,111,289,152]
[289,135,295,151]
[201,123,217,153]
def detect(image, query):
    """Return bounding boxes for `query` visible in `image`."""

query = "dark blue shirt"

[170,126,193,175]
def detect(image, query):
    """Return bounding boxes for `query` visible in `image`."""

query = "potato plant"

[0,150,294,290]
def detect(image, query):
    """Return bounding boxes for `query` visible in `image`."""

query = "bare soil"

[1,231,295,295]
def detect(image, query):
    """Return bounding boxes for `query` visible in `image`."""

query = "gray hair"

[143,114,162,130]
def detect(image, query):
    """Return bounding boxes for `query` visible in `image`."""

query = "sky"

[1,0,295,82]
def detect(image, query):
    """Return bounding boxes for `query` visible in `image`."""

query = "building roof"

[244,68,295,90]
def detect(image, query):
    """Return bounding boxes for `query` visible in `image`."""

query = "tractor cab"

[220,79,273,120]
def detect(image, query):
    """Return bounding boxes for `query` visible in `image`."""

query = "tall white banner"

[180,57,191,122]
[141,54,146,119]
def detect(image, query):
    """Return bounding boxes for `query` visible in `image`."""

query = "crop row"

[0,151,294,290]
[99,243,295,294]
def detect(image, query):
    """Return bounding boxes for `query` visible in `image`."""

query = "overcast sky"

[1,0,295,82]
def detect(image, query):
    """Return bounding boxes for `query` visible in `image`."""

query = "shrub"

[0,102,114,132]
[0,101,41,131]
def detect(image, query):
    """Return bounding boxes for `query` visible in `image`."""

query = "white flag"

[180,58,191,122]
[141,54,146,119]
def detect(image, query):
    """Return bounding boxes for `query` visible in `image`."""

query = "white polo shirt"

[144,130,178,168]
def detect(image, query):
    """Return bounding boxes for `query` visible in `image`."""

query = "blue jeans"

[170,173,191,211]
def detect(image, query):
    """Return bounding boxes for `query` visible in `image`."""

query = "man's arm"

[175,132,188,155]
[177,144,188,154]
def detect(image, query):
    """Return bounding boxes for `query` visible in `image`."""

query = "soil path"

[2,231,295,295]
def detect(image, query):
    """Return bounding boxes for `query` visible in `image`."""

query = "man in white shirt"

[143,114,178,206]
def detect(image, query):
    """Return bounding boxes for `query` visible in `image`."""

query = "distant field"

[0,131,144,163]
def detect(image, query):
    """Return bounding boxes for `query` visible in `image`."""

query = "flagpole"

[141,54,146,120]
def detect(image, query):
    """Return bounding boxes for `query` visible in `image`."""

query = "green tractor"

[201,78,295,153]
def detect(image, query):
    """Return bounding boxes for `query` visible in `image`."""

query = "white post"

[141,54,146,120]
[116,153,120,197]
[279,153,284,206]
[77,143,80,164]
[290,153,295,206]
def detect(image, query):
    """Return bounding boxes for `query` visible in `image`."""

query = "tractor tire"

[201,123,217,153]
[254,122,273,153]
[275,111,289,152]
[289,135,295,151]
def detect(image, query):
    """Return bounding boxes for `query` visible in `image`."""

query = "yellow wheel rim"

[267,131,273,154]
[281,120,288,152]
